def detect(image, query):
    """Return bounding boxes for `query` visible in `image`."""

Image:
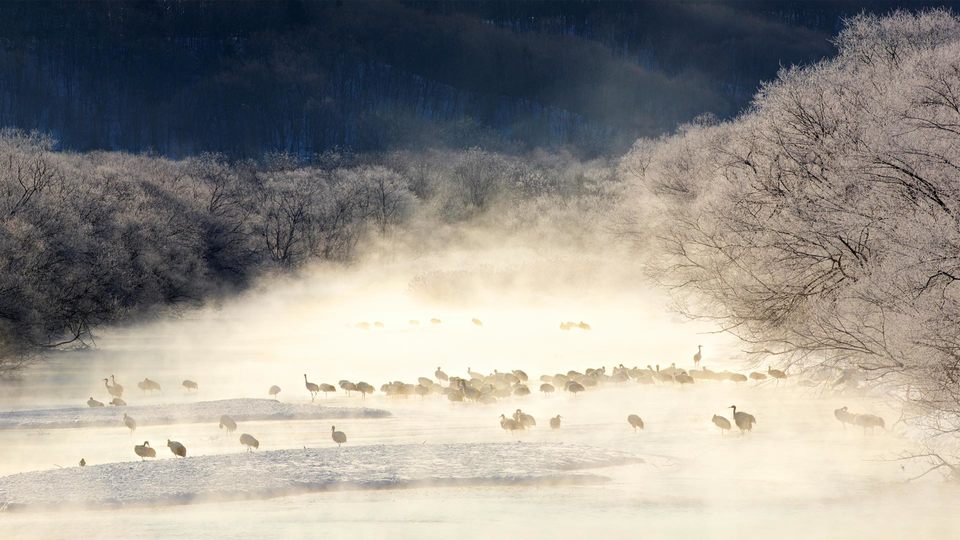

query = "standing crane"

[219,415,237,434]
[123,413,137,434]
[104,378,123,399]
[331,425,347,447]
[167,439,187,458]
[304,374,320,401]
[318,383,337,397]
[134,441,156,461]
[240,433,259,451]
[729,405,757,433]
[711,414,732,435]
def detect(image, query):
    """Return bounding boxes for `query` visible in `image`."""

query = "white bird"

[853,414,885,433]
[304,374,320,401]
[767,367,787,381]
[87,397,104,408]
[137,378,161,393]
[834,406,854,428]
[104,378,123,398]
[627,414,644,432]
[123,413,137,433]
[513,384,531,397]
[240,433,259,451]
[729,405,757,433]
[134,441,156,461]
[110,375,124,396]
[514,409,536,428]
[167,439,187,458]
[727,373,747,383]
[219,415,237,433]
[499,414,522,432]
[331,425,347,447]
[356,382,374,398]
[565,380,585,394]
[339,381,358,396]
[711,414,731,435]
[318,383,337,397]
[269,385,281,399]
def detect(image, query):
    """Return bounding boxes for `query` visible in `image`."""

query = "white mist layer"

[1,241,958,538]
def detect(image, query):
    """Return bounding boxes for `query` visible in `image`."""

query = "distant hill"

[0,0,955,158]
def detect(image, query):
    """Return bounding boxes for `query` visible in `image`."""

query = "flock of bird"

[75,344,884,468]
[355,317,596,332]
[82,374,350,464]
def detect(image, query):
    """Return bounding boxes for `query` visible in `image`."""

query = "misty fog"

[3,233,957,538]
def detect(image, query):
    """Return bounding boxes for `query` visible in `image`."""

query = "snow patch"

[0,398,390,430]
[0,442,643,510]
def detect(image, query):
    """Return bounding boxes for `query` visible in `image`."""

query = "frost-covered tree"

[625,10,960,475]
[0,128,620,371]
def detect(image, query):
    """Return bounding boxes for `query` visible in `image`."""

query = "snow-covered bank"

[0,399,390,430]
[0,442,642,510]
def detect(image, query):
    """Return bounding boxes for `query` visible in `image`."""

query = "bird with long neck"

[304,374,319,401]
[729,405,756,434]
[104,378,122,398]
[693,345,702,367]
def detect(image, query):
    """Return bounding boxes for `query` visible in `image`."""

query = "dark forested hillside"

[2,0,956,159]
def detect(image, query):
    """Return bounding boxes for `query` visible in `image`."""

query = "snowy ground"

[0,398,390,430]
[0,442,640,510]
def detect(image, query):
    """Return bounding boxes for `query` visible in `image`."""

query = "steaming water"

[1,251,958,538]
